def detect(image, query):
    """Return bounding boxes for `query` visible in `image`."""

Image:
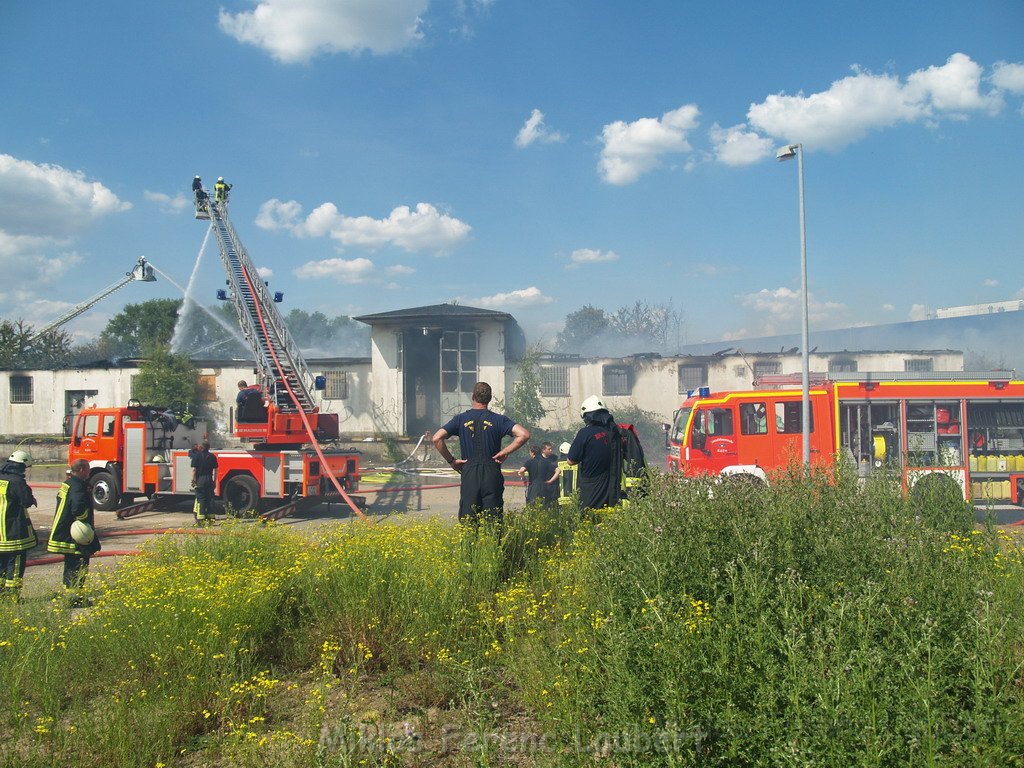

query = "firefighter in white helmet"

[0,450,38,602]
[565,396,624,513]
[214,176,232,203]
[48,458,101,605]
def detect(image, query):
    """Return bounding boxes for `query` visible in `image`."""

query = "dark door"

[404,330,441,438]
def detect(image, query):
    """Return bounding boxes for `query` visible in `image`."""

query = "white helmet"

[559,441,572,455]
[580,395,607,417]
[8,449,33,466]
[217,176,224,181]
[71,520,95,545]
[151,454,166,463]
[194,175,200,179]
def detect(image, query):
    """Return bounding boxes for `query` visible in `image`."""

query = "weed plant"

[1,468,1022,767]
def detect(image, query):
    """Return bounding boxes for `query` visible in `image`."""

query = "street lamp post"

[776,143,810,468]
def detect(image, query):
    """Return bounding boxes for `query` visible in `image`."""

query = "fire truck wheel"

[223,474,260,517]
[90,470,121,511]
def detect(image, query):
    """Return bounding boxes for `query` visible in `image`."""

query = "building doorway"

[403,330,441,438]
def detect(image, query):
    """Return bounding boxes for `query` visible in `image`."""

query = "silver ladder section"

[207,202,316,413]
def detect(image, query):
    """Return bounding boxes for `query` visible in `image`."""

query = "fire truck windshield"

[671,407,692,444]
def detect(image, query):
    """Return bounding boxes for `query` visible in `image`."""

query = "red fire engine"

[667,372,1024,503]
[68,191,362,518]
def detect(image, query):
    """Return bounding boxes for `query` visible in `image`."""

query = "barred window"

[10,375,33,404]
[197,375,218,402]
[322,371,349,400]
[905,358,934,372]
[829,359,858,373]
[602,365,632,396]
[678,364,707,394]
[753,361,781,378]
[441,331,478,393]
[540,365,570,397]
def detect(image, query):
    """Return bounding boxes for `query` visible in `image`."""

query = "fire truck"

[667,371,1024,503]
[68,191,362,519]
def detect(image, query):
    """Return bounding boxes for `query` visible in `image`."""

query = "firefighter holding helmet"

[0,450,38,602]
[47,458,101,603]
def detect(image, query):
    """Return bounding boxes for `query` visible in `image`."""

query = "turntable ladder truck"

[68,195,364,520]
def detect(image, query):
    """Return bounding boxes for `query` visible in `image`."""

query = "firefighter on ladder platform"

[214,176,232,203]
[191,441,218,525]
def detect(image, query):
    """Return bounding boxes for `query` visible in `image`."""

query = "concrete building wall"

[1,360,376,440]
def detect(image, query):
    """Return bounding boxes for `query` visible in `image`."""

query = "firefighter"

[432,381,529,523]
[566,396,624,513]
[0,450,38,602]
[214,176,232,202]
[47,458,100,603]
[191,441,218,525]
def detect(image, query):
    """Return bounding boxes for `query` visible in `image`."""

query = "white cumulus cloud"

[386,264,415,275]
[262,198,471,253]
[294,257,376,283]
[709,123,775,166]
[0,154,131,240]
[257,266,274,279]
[991,61,1024,94]
[982,278,999,287]
[567,248,619,269]
[255,198,303,230]
[598,104,700,184]
[219,0,428,63]
[515,109,565,148]
[0,155,129,307]
[736,286,847,335]
[747,53,1004,151]
[144,190,190,214]
[468,286,553,309]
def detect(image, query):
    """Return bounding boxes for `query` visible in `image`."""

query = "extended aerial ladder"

[197,191,363,517]
[200,196,338,447]
[27,256,156,344]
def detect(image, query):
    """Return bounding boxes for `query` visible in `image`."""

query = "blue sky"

[1,0,1022,350]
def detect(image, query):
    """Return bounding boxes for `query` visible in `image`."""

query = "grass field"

[2,468,1023,767]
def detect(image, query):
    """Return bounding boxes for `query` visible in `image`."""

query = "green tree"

[100,298,182,357]
[555,305,609,353]
[500,344,548,429]
[0,319,73,369]
[131,344,200,410]
[556,301,685,355]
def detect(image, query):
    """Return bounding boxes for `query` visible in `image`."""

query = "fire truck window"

[102,415,116,436]
[80,414,99,437]
[704,407,734,436]
[740,402,768,435]
[775,401,814,434]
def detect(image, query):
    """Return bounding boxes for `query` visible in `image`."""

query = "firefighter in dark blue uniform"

[47,458,100,598]
[566,396,624,513]
[0,450,37,602]
[191,441,219,525]
[432,381,529,523]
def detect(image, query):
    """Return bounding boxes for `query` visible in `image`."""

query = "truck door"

[690,405,736,472]
[771,399,815,465]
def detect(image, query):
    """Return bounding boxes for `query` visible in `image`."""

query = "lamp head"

[776,144,799,161]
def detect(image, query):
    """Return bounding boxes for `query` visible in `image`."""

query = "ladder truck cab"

[667,372,1024,504]
[68,190,361,517]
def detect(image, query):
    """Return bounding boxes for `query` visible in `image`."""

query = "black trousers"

[1,551,27,591]
[458,461,505,522]
[62,554,90,589]
[194,477,215,520]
